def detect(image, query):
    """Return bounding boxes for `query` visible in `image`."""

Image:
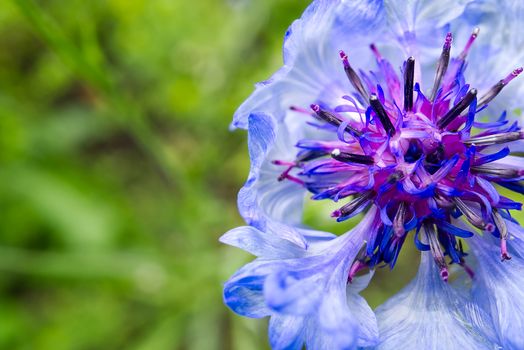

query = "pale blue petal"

[232,0,386,130]
[263,208,376,315]
[223,259,279,318]
[220,226,303,259]
[506,219,524,259]
[458,1,524,116]
[470,235,524,349]
[347,272,379,347]
[238,113,307,248]
[310,260,360,350]
[224,209,378,348]
[373,252,497,350]
[268,314,306,350]
[264,258,327,315]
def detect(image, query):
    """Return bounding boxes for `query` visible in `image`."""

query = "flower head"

[222,1,524,349]
[273,28,523,279]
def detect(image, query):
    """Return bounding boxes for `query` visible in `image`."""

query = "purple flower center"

[274,29,524,280]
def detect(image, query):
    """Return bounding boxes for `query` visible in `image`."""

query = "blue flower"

[223,0,524,349]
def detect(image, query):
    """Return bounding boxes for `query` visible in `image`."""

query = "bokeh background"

[1,1,522,349]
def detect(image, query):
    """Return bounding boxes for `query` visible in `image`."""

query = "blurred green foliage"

[0,1,522,349]
[0,0,313,348]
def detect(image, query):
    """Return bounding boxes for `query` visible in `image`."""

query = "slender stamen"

[310,104,362,137]
[424,222,448,282]
[339,50,369,101]
[478,68,524,106]
[437,88,477,129]
[332,190,374,219]
[454,198,495,232]
[493,209,511,261]
[404,57,415,112]
[331,148,374,165]
[369,95,396,135]
[393,202,406,236]
[430,32,453,101]
[458,27,479,60]
[277,169,304,185]
[502,68,524,85]
[471,165,522,179]
[463,131,524,146]
[348,259,367,283]
[272,160,295,167]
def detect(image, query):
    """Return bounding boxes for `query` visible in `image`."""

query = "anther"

[458,27,479,60]
[393,202,407,236]
[478,67,523,106]
[348,260,367,283]
[331,148,374,165]
[493,209,512,261]
[404,57,415,112]
[369,95,396,136]
[310,104,362,137]
[332,190,374,220]
[339,50,369,101]
[471,165,522,179]
[463,131,524,146]
[430,32,453,102]
[437,88,477,129]
[423,222,449,282]
[454,198,495,232]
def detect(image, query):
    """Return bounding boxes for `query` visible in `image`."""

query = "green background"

[0,1,522,349]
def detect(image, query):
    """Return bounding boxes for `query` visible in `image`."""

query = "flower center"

[274,29,524,280]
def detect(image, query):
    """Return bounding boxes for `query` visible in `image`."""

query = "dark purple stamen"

[331,148,374,165]
[332,190,375,220]
[404,57,415,112]
[310,104,362,137]
[437,88,477,129]
[369,94,396,135]
[347,260,367,283]
[393,202,407,236]
[424,222,449,282]
[493,209,511,261]
[463,131,524,146]
[430,32,453,101]
[478,67,524,106]
[339,50,369,101]
[454,198,495,232]
[471,165,522,179]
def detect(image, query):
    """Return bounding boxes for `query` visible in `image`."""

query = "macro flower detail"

[222,1,524,349]
[273,29,523,279]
